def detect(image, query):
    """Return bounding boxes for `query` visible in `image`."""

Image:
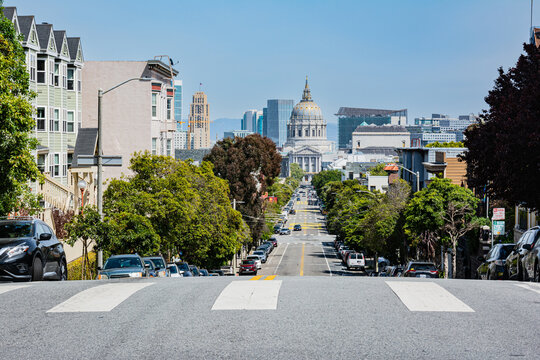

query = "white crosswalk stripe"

[212,280,282,310]
[0,284,30,295]
[386,281,474,312]
[47,282,154,313]
[515,283,540,295]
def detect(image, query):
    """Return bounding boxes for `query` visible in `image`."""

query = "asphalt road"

[1,277,539,359]
[259,190,363,277]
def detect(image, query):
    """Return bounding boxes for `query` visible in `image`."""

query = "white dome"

[291,101,323,122]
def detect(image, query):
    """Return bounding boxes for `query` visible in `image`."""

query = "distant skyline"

[8,0,538,123]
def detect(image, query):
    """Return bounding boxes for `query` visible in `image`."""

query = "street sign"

[492,208,505,220]
[493,220,505,236]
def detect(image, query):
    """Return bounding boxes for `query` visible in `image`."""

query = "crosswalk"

[1,280,538,314]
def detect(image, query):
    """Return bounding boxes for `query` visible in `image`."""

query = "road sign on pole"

[493,221,505,236]
[492,208,505,220]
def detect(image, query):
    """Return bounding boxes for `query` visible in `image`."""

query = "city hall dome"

[290,77,324,122]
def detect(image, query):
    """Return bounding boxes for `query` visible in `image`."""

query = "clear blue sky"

[9,0,537,123]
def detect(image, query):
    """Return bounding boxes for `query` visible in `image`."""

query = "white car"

[167,264,184,278]
[252,250,267,263]
[346,252,365,271]
[246,255,262,269]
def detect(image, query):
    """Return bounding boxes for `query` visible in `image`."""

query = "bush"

[67,252,97,280]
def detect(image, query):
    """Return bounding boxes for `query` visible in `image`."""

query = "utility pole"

[232,199,245,274]
[97,89,103,269]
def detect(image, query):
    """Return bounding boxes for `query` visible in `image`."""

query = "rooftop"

[336,107,407,118]
[353,125,408,133]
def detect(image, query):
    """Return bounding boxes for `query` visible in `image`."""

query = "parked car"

[239,259,258,275]
[167,263,183,278]
[199,269,209,276]
[280,228,291,235]
[189,265,201,276]
[402,261,439,278]
[143,256,168,277]
[258,243,273,255]
[293,224,302,231]
[143,259,159,277]
[98,254,148,280]
[253,250,267,263]
[273,225,282,234]
[246,255,262,269]
[385,265,404,277]
[268,237,278,247]
[0,217,67,281]
[506,226,540,281]
[346,252,365,271]
[476,243,515,280]
[175,262,193,277]
[209,269,224,276]
[262,242,275,252]
[342,250,355,265]
[339,246,350,259]
[521,227,540,281]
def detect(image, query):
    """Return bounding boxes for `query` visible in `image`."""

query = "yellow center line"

[264,275,276,280]
[249,275,263,281]
[300,243,305,276]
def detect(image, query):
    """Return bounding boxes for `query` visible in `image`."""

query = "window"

[166,139,171,156]
[67,68,74,90]
[77,69,81,92]
[36,107,46,131]
[305,129,309,136]
[298,130,301,137]
[53,109,59,132]
[318,129,321,137]
[49,60,54,85]
[37,59,46,83]
[62,110,67,132]
[37,154,45,173]
[152,138,157,155]
[62,153,67,176]
[312,129,315,137]
[50,154,59,177]
[67,153,73,168]
[166,98,172,120]
[152,93,158,118]
[54,63,59,86]
[62,64,67,89]
[28,53,36,81]
[67,111,74,132]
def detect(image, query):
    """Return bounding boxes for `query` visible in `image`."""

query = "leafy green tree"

[462,43,540,210]
[368,163,388,176]
[404,178,483,277]
[312,170,342,195]
[290,163,305,182]
[204,134,282,243]
[0,6,42,216]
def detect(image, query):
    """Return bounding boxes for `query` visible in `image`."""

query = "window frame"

[37,58,46,84]
[67,67,75,90]
[67,111,75,133]
[151,93,158,118]
[36,107,46,131]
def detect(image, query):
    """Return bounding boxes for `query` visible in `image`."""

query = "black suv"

[0,218,67,281]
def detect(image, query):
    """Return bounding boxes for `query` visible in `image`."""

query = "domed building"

[281,78,333,180]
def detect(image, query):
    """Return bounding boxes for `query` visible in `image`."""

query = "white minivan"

[346,252,365,271]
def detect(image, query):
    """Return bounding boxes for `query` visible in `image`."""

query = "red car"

[268,237,278,247]
[239,260,258,275]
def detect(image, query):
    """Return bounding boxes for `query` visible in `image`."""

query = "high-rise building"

[188,91,210,149]
[174,79,183,131]
[266,99,293,147]
[256,110,264,135]
[241,109,258,132]
[336,108,407,149]
[262,107,268,136]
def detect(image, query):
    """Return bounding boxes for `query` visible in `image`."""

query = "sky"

[8,0,538,123]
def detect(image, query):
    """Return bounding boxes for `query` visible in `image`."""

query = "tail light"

[429,270,438,275]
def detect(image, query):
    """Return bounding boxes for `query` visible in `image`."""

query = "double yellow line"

[249,275,277,280]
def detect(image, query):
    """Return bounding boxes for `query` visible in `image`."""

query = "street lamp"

[96,77,154,268]
[77,179,87,215]
[392,164,420,193]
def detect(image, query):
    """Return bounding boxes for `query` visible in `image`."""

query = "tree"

[312,170,342,195]
[204,134,282,243]
[404,178,482,277]
[0,6,43,216]
[368,163,388,176]
[462,43,540,210]
[290,163,305,182]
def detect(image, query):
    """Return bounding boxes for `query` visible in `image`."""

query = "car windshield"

[0,222,33,238]
[148,258,165,268]
[144,260,155,269]
[247,256,259,260]
[168,265,178,273]
[254,251,264,255]
[410,263,436,271]
[104,257,141,269]
[177,263,190,271]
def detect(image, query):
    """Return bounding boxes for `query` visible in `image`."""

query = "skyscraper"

[188,91,210,149]
[241,109,258,132]
[266,99,293,147]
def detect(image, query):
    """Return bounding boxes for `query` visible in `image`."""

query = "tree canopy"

[290,163,305,182]
[311,170,342,195]
[204,134,282,242]
[462,43,540,210]
[368,163,389,176]
[0,7,42,215]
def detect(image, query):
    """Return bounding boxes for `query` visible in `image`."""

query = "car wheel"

[534,263,540,283]
[32,257,43,282]
[59,259,68,281]
[518,263,523,281]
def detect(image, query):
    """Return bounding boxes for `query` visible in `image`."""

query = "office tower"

[188,91,210,149]
[266,99,293,147]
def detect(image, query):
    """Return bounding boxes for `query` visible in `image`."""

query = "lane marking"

[274,243,289,273]
[0,284,30,295]
[264,275,277,280]
[300,243,305,276]
[386,281,474,312]
[212,280,282,310]
[515,283,540,295]
[321,244,332,276]
[249,275,263,281]
[47,282,154,313]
